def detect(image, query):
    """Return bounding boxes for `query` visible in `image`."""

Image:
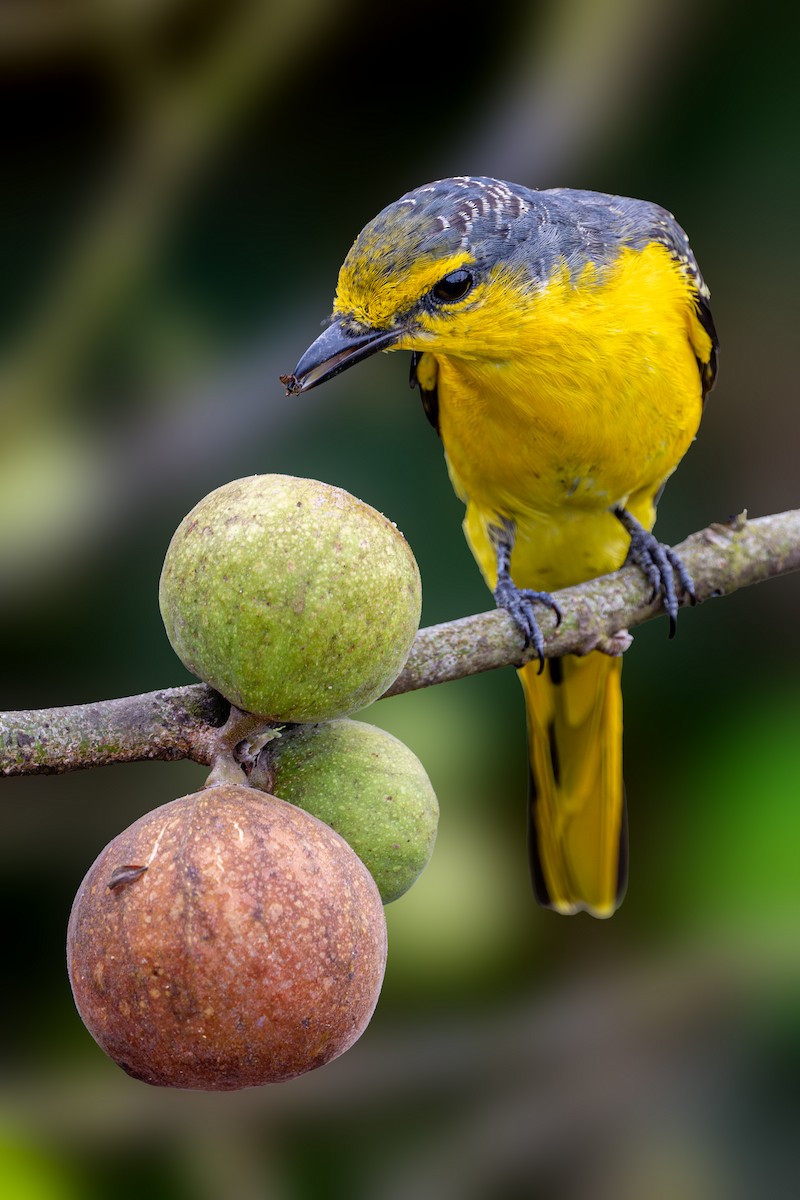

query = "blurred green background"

[2,0,799,1196]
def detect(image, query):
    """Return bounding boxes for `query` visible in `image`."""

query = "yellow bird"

[283,176,718,917]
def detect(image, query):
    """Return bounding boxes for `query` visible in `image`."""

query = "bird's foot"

[489,517,562,671]
[615,508,695,638]
[494,575,562,672]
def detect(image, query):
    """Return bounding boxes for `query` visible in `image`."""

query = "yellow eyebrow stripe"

[334,251,474,328]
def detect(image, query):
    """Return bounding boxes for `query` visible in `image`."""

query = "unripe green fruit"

[261,719,438,904]
[159,475,421,721]
[67,784,387,1090]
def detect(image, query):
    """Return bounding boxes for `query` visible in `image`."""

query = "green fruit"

[159,475,421,721]
[262,719,438,904]
[67,783,387,1089]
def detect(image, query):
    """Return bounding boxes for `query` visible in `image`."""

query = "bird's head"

[282,176,570,394]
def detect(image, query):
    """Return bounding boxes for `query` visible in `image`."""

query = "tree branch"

[385,508,800,695]
[3,510,799,778]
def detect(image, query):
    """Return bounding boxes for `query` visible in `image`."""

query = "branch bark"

[3,509,799,778]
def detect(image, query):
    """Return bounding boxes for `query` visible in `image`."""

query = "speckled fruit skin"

[264,719,439,904]
[66,784,387,1090]
[158,475,421,721]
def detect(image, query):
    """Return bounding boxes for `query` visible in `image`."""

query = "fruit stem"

[212,704,274,752]
[203,751,248,790]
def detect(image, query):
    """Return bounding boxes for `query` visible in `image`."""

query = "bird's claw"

[619,513,695,638]
[494,576,562,673]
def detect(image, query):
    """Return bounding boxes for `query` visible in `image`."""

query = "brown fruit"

[67,783,387,1089]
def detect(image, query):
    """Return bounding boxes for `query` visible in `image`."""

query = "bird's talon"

[493,578,557,666]
[616,508,695,637]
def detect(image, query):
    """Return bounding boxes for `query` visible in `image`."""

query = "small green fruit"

[262,719,439,904]
[67,783,387,1089]
[159,475,421,721]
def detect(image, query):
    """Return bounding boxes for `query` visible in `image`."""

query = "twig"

[2,510,799,778]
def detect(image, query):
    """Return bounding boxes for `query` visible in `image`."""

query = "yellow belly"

[429,244,707,590]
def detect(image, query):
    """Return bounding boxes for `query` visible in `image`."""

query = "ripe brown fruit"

[158,474,421,721]
[67,783,387,1089]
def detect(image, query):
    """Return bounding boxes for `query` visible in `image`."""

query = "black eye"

[431,269,473,303]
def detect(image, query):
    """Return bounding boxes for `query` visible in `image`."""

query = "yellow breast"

[414,242,710,590]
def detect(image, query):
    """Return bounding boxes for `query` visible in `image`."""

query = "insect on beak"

[281,318,399,394]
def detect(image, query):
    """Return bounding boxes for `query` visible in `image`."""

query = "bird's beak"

[281,318,399,395]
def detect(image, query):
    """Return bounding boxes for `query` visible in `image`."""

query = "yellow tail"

[520,652,627,918]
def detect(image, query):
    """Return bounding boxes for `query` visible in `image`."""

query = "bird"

[282,175,718,918]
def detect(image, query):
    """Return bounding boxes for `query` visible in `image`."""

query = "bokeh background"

[2,1,799,1196]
